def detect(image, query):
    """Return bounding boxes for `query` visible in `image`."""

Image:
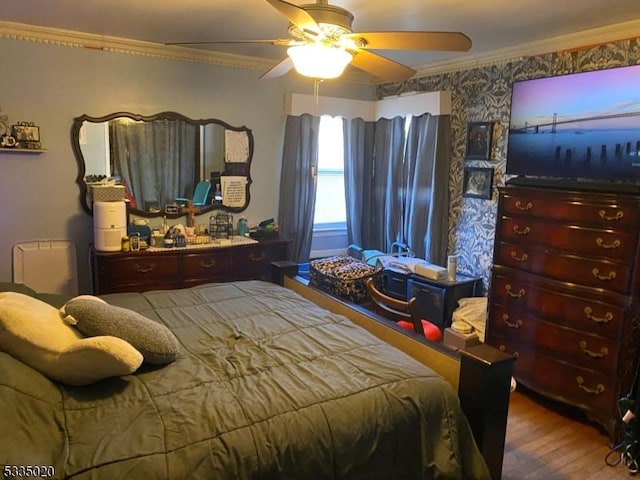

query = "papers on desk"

[375,256,448,280]
[375,255,425,273]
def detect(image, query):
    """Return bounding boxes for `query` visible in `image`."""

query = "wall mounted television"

[506,64,640,183]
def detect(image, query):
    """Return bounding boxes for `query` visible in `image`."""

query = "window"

[313,115,346,230]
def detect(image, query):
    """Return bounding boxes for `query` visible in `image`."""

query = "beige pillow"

[0,292,143,385]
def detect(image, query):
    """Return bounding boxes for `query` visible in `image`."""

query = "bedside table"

[408,274,482,330]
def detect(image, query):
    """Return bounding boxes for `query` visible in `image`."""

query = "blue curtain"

[343,116,406,253]
[375,116,407,253]
[342,113,451,264]
[404,114,451,263]
[277,114,320,263]
[343,117,375,248]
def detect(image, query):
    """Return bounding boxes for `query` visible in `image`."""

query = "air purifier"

[93,201,126,252]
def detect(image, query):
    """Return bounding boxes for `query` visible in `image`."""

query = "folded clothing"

[452,297,488,342]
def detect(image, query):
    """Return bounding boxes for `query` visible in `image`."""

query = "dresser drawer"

[499,216,636,261]
[488,335,615,415]
[183,251,232,279]
[231,245,279,280]
[495,241,632,293]
[488,303,618,374]
[97,254,180,282]
[94,254,181,293]
[501,187,640,230]
[489,269,625,340]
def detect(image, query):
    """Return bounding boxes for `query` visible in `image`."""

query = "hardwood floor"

[502,386,634,479]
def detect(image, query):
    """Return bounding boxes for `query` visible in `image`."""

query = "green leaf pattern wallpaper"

[378,38,640,292]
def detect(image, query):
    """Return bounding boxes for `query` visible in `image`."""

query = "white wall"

[0,37,375,292]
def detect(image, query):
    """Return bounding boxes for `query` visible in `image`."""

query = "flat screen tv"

[506,64,640,182]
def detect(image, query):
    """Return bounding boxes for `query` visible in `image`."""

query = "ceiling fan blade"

[265,0,322,37]
[165,39,293,47]
[260,56,295,79]
[350,49,416,82]
[344,31,472,52]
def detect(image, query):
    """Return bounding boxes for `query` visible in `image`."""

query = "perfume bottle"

[213,184,222,204]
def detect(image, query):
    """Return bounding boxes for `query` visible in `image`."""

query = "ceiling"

[1,0,639,80]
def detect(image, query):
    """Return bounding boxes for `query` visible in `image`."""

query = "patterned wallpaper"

[378,38,640,292]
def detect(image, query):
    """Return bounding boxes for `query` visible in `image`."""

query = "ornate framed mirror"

[72,111,253,217]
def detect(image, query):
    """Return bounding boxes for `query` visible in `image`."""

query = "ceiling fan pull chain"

[314,78,321,104]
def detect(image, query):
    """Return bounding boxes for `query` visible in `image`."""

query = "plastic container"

[447,255,457,281]
[237,217,248,236]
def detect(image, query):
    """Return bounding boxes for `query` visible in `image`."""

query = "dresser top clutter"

[487,181,640,441]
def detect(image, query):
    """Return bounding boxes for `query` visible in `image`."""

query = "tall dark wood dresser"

[486,183,640,439]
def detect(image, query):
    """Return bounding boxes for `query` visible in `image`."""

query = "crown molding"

[409,18,640,79]
[0,20,284,72]
[2,18,637,85]
[0,20,372,83]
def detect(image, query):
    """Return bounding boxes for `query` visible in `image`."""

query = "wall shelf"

[0,147,46,154]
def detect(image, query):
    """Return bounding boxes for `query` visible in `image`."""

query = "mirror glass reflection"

[72,112,253,217]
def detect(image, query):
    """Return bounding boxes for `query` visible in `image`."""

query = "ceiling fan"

[167,0,471,82]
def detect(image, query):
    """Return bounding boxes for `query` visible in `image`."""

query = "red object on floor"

[397,319,442,342]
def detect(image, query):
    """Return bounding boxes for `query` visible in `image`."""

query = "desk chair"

[365,277,441,342]
[176,181,211,207]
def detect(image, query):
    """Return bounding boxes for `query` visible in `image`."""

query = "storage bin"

[309,255,381,303]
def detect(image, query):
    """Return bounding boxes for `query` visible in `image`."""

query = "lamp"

[287,44,353,79]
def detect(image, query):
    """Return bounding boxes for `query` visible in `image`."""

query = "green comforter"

[0,281,490,479]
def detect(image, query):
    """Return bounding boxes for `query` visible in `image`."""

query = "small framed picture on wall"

[462,166,494,199]
[465,121,493,160]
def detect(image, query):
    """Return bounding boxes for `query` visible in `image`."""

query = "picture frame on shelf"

[12,124,42,149]
[13,124,40,142]
[465,121,493,160]
[462,166,494,199]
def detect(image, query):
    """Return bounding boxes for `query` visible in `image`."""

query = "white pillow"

[0,292,143,385]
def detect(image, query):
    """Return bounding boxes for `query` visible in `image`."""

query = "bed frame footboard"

[271,261,514,480]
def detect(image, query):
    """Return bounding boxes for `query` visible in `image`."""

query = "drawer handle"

[583,306,613,324]
[592,268,616,281]
[513,225,531,236]
[250,253,266,262]
[502,314,522,329]
[579,340,608,358]
[499,345,520,359]
[595,237,621,249]
[200,260,216,268]
[515,200,533,211]
[576,376,605,395]
[510,251,528,262]
[598,209,623,222]
[505,284,525,299]
[134,263,155,273]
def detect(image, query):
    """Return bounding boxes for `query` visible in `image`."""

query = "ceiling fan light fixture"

[287,44,353,79]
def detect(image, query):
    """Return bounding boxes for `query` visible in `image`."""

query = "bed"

[0,276,510,480]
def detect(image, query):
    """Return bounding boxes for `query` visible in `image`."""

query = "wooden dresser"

[487,184,640,438]
[92,238,291,294]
